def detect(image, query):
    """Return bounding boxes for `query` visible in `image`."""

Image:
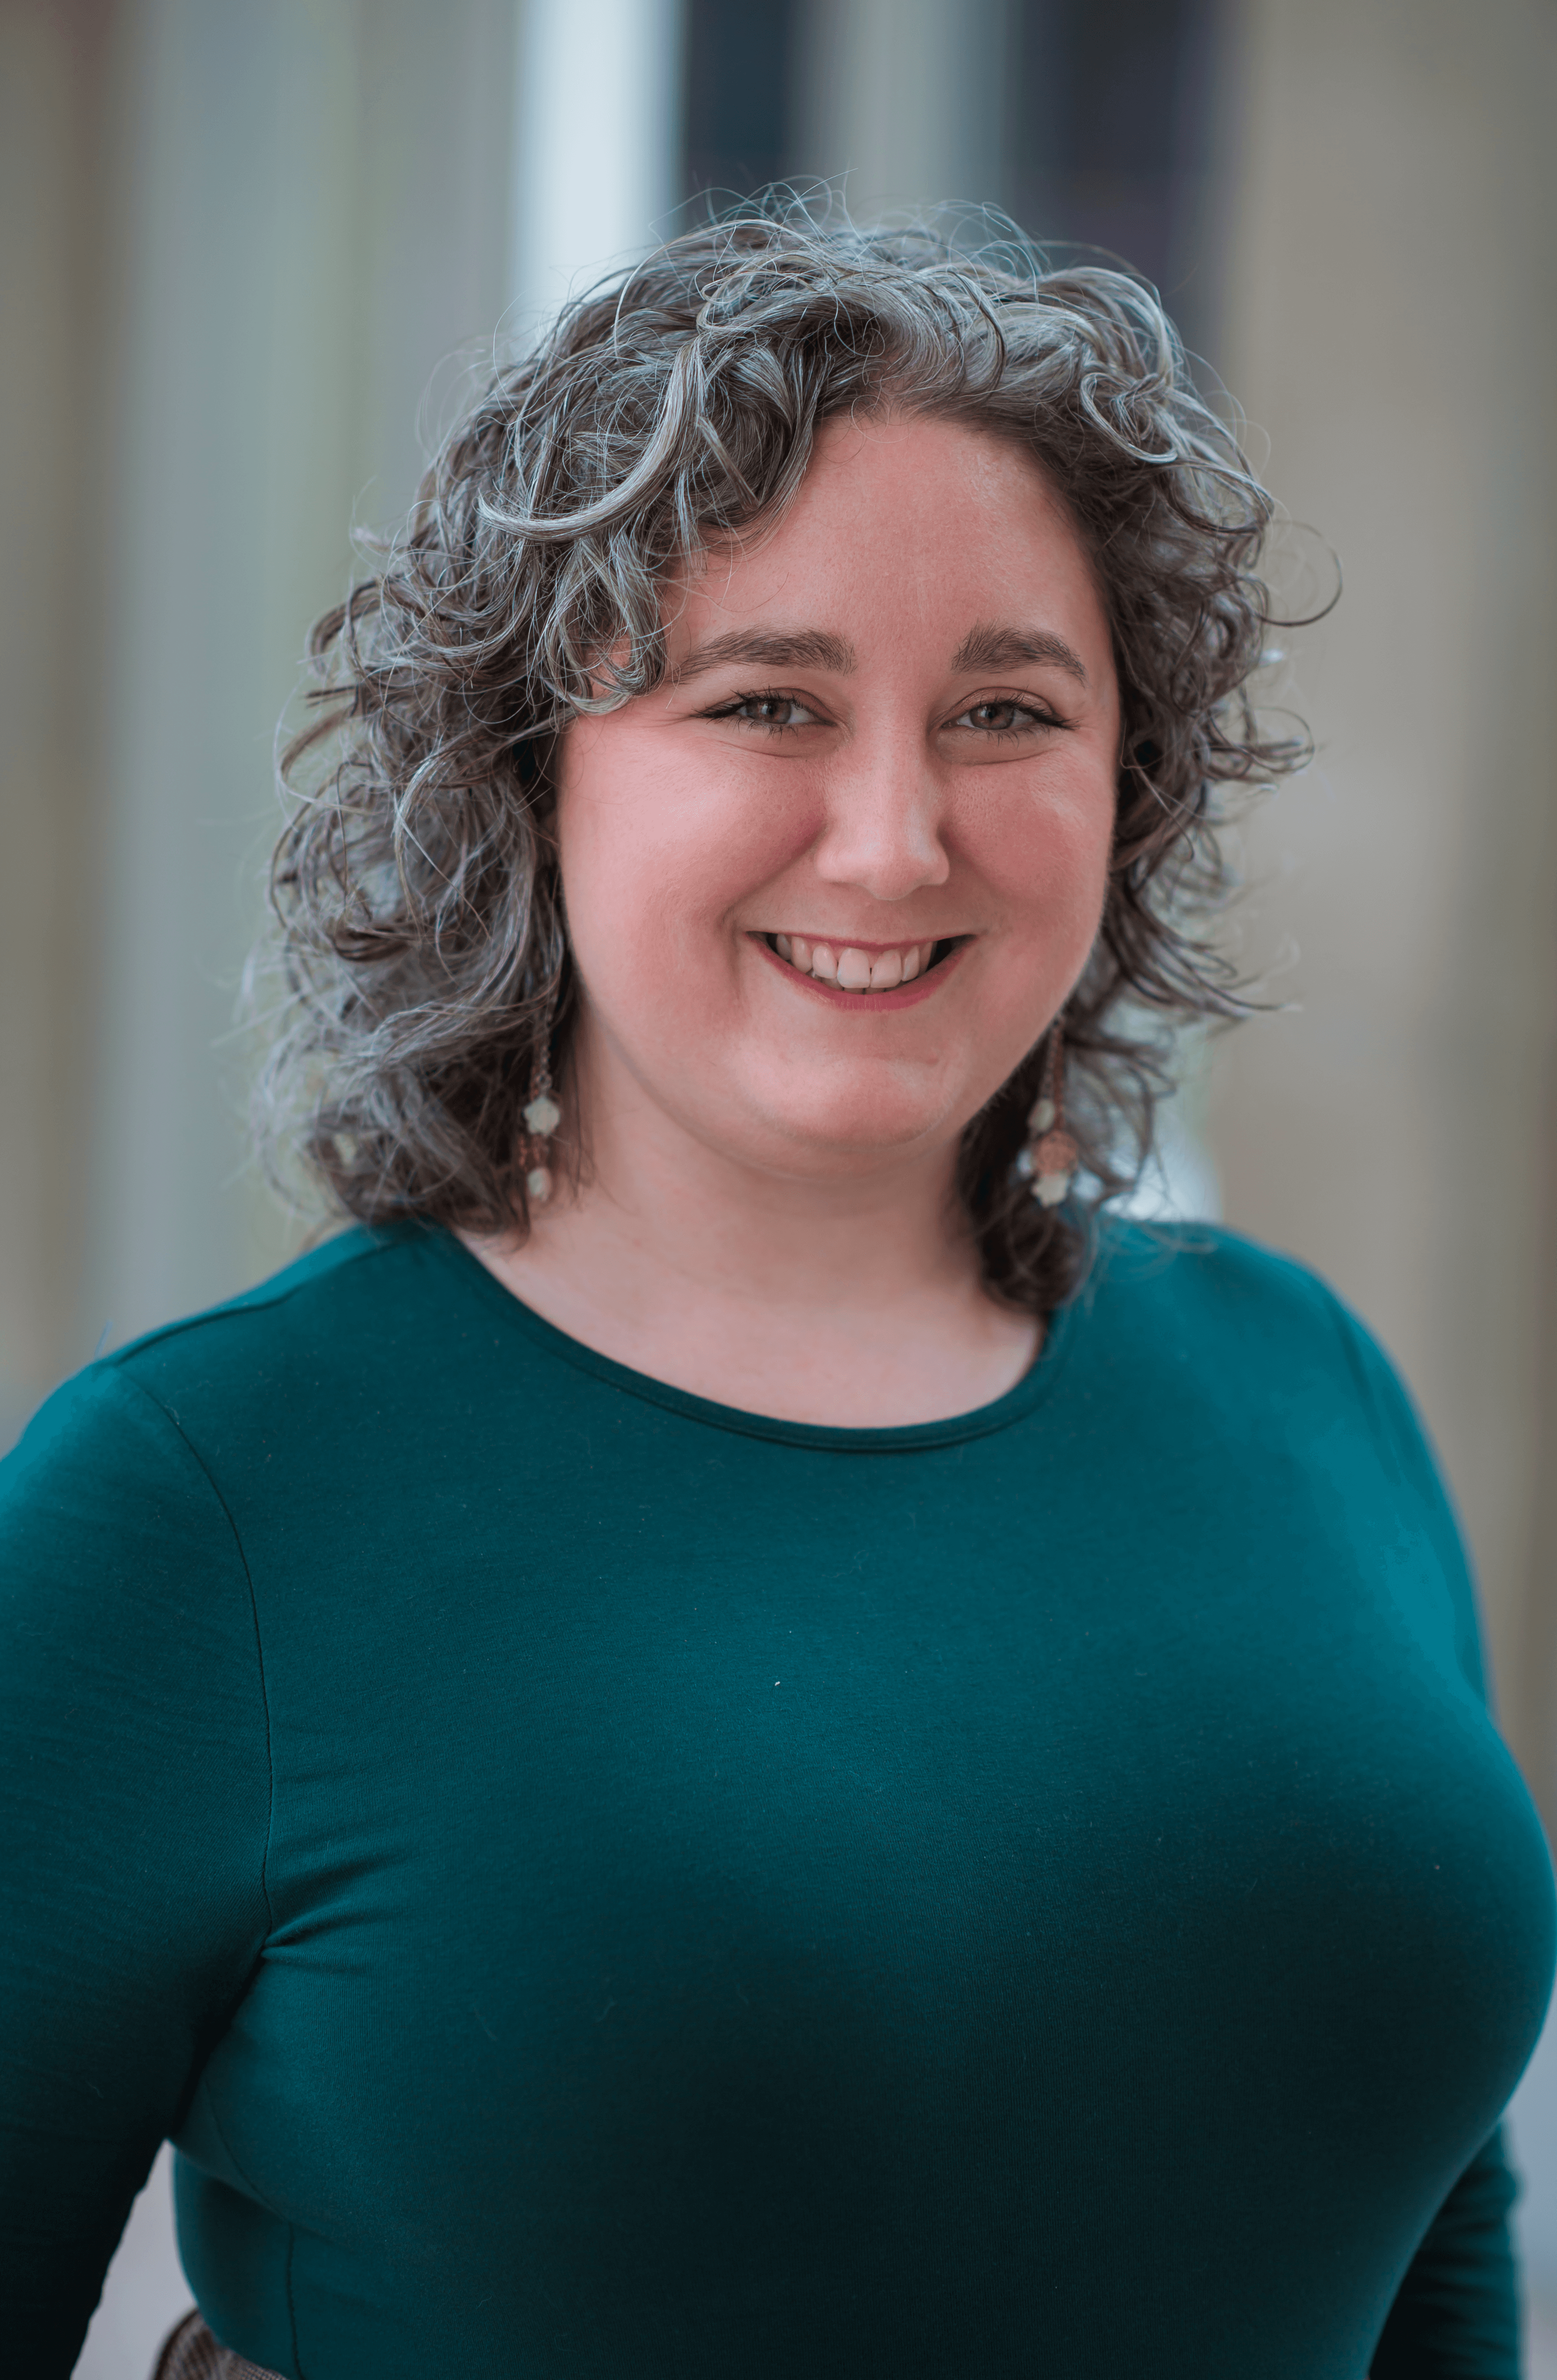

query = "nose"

[809,731,951,904]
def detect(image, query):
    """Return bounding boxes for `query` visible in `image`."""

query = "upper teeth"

[771,933,936,991]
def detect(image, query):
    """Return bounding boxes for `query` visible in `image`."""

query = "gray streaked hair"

[256,198,1307,1313]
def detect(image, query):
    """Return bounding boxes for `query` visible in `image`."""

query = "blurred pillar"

[79,0,517,1365]
[1003,0,1229,368]
[1208,0,1557,1803]
[793,0,1006,217]
[683,0,800,204]
[512,0,683,332]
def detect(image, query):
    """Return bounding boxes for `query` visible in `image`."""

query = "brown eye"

[950,698,1066,737]
[717,694,819,730]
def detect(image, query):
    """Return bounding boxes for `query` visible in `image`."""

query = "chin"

[748,1083,966,1167]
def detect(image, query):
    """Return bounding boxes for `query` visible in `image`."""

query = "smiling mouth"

[758,932,966,994]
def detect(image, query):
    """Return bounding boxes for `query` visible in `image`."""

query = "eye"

[949,698,1065,737]
[707,691,822,732]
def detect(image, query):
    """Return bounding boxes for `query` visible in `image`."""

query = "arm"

[1330,1296,1545,2376]
[1371,2129,1522,2379]
[0,1364,271,2373]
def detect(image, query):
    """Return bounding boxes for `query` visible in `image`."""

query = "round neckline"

[424,1224,1083,1454]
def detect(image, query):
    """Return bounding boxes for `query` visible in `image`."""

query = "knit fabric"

[3,1219,1553,2377]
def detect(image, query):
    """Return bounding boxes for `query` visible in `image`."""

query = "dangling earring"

[1015,1025,1078,1209]
[521,1041,561,1208]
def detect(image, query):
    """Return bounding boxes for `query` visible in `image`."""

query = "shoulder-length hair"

[257,201,1305,1314]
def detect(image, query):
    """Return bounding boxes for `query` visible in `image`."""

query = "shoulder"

[1079,1213,1483,1677]
[1087,1212,1350,1340]
[60,1220,473,1451]
[0,1225,445,1541]
[1081,1214,1396,1414]
[1076,1213,1457,1528]
[0,1227,469,1716]
[101,1220,437,1407]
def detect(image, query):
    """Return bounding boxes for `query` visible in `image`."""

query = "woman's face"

[554,411,1121,1184]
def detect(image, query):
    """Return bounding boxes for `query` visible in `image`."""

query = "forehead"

[668,412,1108,657]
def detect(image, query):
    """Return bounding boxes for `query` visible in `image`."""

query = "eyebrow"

[951,623,1090,685]
[668,620,1089,688]
[669,629,857,682]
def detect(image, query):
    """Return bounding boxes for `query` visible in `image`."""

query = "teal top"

[1,1221,1552,2378]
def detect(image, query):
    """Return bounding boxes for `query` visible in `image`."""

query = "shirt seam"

[188,2083,303,2379]
[286,2220,303,2380]
[101,1227,392,1371]
[109,1369,279,1942]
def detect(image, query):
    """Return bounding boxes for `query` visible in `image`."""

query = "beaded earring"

[1015,1025,1078,1209]
[521,1046,561,1208]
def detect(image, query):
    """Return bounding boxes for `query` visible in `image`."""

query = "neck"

[464,1048,1040,1429]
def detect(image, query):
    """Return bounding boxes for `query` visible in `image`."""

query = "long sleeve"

[1331,1293,1537,2375]
[3,1224,1553,2375]
[0,1363,272,2373]
[1371,2129,1522,2377]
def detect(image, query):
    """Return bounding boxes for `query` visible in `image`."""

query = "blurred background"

[2,0,1555,2369]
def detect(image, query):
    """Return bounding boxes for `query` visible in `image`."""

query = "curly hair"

[256,200,1306,1316]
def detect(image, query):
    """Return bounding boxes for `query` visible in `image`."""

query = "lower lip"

[751,935,967,1010]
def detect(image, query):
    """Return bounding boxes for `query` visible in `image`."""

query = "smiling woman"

[1,206,1553,2380]
[479,407,1123,1421]
[256,208,1290,1335]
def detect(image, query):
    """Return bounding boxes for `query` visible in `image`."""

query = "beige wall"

[1208,0,1557,1802]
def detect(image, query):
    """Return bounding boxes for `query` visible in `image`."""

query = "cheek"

[556,727,687,961]
[962,764,1116,943]
[555,725,811,981]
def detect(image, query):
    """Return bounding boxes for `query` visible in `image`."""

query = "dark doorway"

[1004,0,1229,365]
[678,0,1230,364]
[682,0,804,212]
